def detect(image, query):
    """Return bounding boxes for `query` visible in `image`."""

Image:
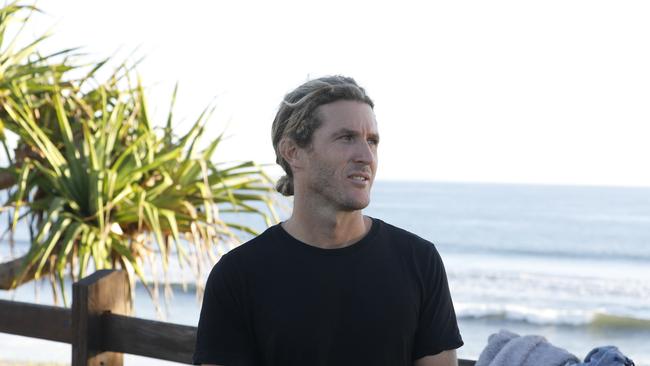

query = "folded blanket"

[475,330,635,366]
[475,330,580,366]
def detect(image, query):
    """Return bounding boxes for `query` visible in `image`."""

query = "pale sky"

[21,1,650,187]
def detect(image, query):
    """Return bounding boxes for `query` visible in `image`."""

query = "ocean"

[368,181,650,365]
[1,181,649,365]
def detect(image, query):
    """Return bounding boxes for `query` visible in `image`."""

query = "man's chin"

[340,198,370,212]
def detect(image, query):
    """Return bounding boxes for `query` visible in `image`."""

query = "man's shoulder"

[373,218,446,265]
[225,223,281,259]
[375,218,435,250]
[209,224,282,279]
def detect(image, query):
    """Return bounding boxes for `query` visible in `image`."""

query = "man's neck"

[282,207,371,249]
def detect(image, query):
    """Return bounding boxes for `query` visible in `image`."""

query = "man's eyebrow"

[331,128,359,136]
[331,128,380,140]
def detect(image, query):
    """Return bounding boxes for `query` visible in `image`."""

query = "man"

[194,76,463,366]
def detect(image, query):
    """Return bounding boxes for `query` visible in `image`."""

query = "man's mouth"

[348,173,370,182]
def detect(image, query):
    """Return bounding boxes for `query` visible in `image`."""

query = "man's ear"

[279,138,304,171]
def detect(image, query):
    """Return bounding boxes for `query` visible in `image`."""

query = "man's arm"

[414,349,458,366]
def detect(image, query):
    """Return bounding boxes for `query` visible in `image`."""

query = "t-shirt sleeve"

[412,245,464,360]
[193,253,256,365]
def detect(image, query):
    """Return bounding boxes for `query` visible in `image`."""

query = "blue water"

[1,181,649,365]
[369,182,650,262]
[365,181,650,364]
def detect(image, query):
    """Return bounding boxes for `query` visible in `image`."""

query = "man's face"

[298,100,379,212]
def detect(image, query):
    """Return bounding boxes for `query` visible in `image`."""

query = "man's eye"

[368,138,379,146]
[341,135,353,142]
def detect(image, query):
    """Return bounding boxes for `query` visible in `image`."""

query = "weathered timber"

[103,313,196,363]
[0,298,71,343]
[72,270,131,366]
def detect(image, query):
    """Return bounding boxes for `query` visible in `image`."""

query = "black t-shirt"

[193,217,463,365]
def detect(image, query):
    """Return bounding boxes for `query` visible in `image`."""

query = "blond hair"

[271,76,374,196]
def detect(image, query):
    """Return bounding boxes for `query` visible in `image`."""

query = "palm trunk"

[0,170,15,190]
[0,255,46,290]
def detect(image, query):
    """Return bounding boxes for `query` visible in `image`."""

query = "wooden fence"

[0,270,476,365]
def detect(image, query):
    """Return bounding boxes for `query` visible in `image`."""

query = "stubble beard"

[308,165,371,212]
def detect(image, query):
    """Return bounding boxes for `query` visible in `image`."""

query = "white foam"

[455,302,595,326]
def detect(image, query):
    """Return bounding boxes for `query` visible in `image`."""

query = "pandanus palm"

[0,2,278,305]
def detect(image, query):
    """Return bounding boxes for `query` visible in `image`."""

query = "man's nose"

[354,140,376,164]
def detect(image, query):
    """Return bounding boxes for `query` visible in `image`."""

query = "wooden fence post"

[72,270,131,366]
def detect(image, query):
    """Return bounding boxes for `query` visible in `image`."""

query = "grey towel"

[476,330,580,366]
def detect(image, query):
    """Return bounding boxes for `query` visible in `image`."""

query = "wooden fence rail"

[0,269,476,365]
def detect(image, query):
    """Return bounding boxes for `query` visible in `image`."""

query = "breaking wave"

[456,303,650,329]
